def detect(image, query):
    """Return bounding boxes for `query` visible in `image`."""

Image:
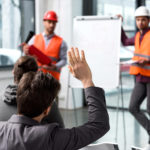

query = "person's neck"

[32,115,43,123]
[139,27,149,34]
[140,29,144,34]
[18,113,43,123]
[44,31,54,36]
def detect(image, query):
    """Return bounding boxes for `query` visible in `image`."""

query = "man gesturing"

[0,47,109,150]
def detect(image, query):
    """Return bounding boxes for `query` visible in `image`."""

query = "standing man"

[23,10,67,81]
[118,6,150,150]
[23,10,67,127]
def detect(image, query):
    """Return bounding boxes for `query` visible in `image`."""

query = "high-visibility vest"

[130,30,150,77]
[33,34,63,80]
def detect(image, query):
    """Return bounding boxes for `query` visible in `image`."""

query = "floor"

[60,107,148,150]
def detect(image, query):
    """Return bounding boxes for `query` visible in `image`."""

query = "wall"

[2,0,21,48]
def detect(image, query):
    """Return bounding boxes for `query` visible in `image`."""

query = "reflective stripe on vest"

[134,53,150,60]
[34,34,63,80]
[131,63,150,70]
[130,30,150,76]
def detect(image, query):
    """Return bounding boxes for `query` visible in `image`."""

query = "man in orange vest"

[23,10,67,81]
[119,6,150,150]
[23,10,67,128]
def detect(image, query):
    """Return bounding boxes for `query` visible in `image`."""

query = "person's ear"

[43,106,51,116]
[47,106,51,115]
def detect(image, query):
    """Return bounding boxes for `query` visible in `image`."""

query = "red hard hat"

[43,11,58,22]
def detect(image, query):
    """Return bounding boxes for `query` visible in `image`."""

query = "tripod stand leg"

[72,88,78,126]
[115,87,120,142]
[120,74,127,150]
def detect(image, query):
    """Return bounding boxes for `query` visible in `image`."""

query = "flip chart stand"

[66,71,78,126]
[115,66,127,150]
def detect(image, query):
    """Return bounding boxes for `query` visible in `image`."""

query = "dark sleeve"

[3,85,17,105]
[52,87,110,150]
[121,27,135,46]
[55,40,67,69]
[41,101,65,128]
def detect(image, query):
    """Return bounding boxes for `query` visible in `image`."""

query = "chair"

[0,96,17,121]
[79,142,119,150]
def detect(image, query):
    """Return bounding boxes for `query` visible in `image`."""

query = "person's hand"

[68,47,94,88]
[138,59,150,66]
[116,14,123,22]
[22,43,30,55]
[42,64,57,71]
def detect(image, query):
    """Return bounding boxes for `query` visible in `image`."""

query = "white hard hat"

[135,6,150,17]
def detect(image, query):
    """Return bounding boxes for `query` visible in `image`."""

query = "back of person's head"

[17,71,60,118]
[13,56,38,84]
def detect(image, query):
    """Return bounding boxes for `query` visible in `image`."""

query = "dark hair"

[17,71,61,118]
[13,56,38,84]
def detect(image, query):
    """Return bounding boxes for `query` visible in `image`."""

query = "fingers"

[116,14,123,22]
[23,44,30,55]
[68,47,81,65]
[68,51,75,66]
[68,47,86,67]
[75,47,81,61]
[116,14,121,17]
[68,65,73,74]
[81,50,85,61]
[71,47,78,63]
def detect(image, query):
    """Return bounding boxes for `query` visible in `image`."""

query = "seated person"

[0,48,110,150]
[2,55,64,127]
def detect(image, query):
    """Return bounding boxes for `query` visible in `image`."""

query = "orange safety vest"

[33,34,63,80]
[130,30,150,77]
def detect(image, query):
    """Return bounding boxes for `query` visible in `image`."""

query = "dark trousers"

[41,101,65,128]
[129,82,150,137]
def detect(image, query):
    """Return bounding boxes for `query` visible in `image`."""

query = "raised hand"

[22,44,30,55]
[68,47,94,88]
[116,14,123,22]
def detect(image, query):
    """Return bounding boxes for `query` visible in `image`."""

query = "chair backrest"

[79,142,119,150]
[0,97,16,121]
[131,146,142,150]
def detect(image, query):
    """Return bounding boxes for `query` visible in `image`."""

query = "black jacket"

[2,84,17,105]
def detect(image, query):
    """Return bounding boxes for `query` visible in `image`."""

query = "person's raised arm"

[22,36,35,55]
[68,47,94,88]
[52,47,109,150]
[117,14,135,46]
